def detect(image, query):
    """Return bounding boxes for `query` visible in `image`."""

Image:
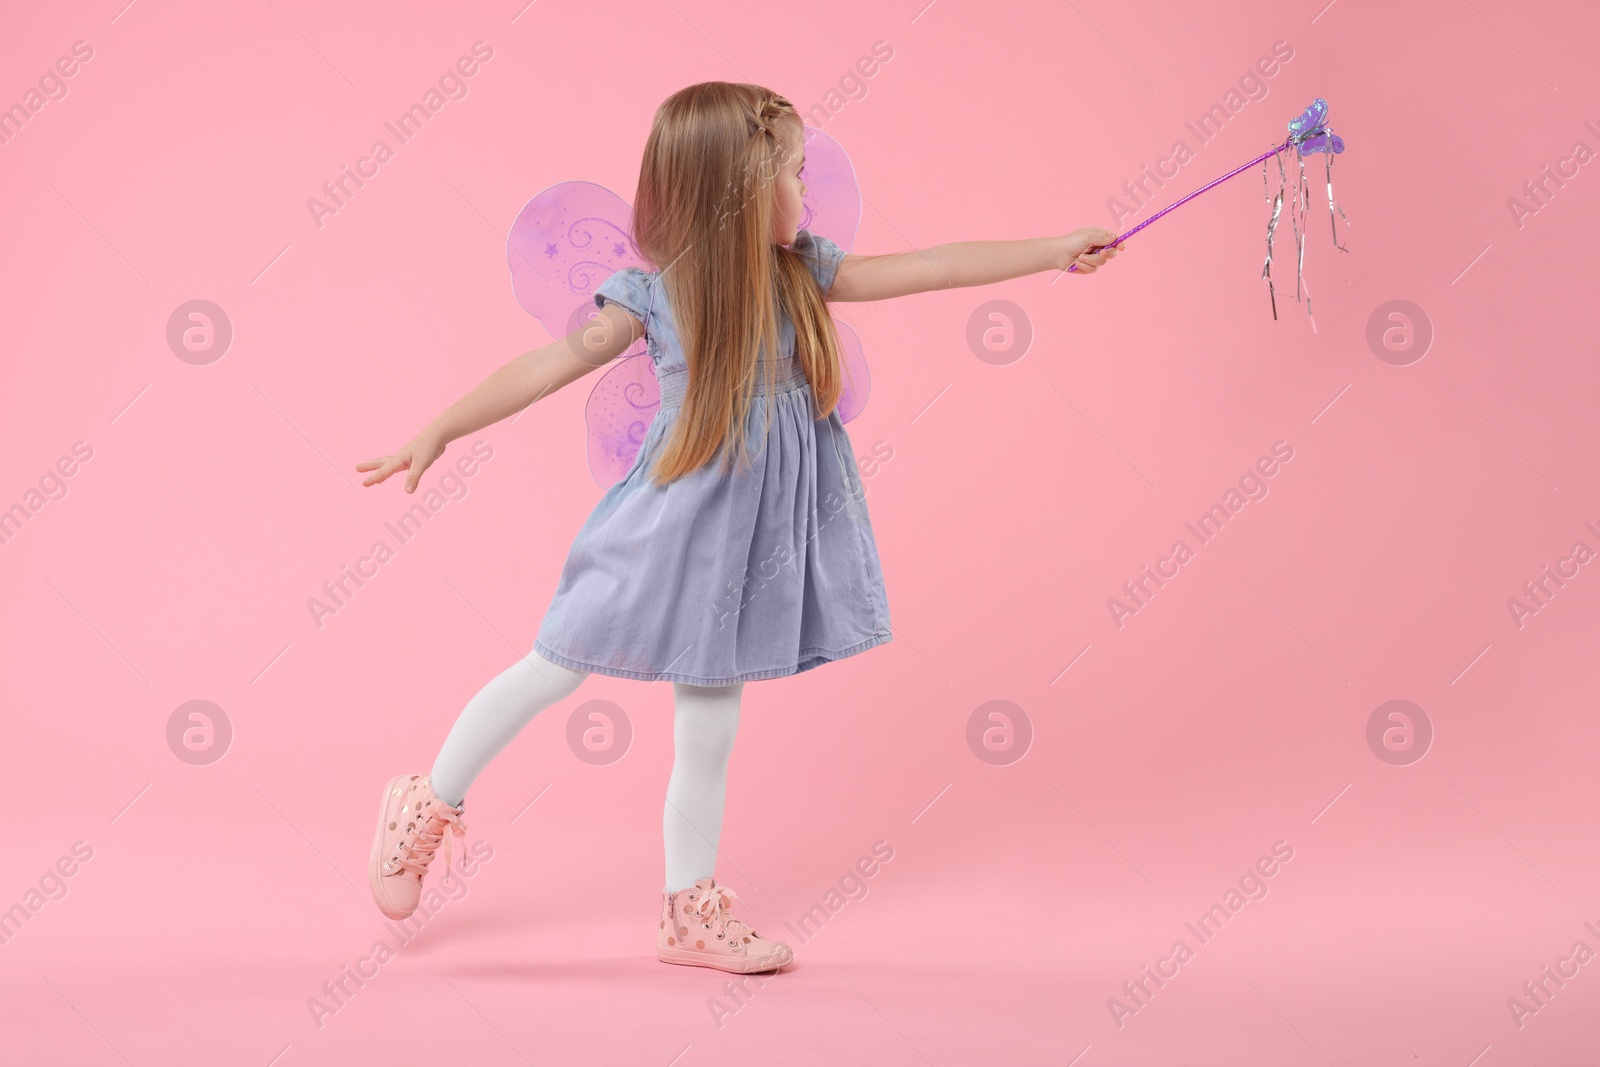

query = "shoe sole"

[368,773,414,921]
[657,945,792,974]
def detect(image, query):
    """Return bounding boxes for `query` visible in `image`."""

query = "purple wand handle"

[1066,138,1294,271]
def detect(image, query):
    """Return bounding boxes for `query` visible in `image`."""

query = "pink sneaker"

[657,878,793,974]
[367,773,467,920]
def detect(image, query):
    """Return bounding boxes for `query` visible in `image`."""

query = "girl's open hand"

[357,429,446,494]
[1061,227,1125,274]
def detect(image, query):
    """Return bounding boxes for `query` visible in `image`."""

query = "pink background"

[4,0,1599,1063]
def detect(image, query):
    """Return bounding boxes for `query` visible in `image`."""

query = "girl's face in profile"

[771,120,806,247]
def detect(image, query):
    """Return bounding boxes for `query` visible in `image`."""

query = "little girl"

[358,81,1122,975]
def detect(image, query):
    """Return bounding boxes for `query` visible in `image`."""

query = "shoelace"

[395,801,467,879]
[690,883,755,942]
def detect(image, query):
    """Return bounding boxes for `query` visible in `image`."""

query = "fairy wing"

[507,180,650,341]
[797,127,873,423]
[798,126,862,249]
[505,181,663,486]
[585,349,661,487]
[836,321,871,421]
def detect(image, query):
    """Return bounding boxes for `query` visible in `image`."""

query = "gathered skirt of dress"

[533,361,892,686]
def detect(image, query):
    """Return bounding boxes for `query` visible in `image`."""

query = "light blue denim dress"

[532,230,892,686]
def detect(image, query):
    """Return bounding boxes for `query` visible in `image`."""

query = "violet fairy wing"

[585,350,662,488]
[835,321,872,423]
[797,126,862,247]
[506,180,664,489]
[506,180,649,342]
[797,127,874,424]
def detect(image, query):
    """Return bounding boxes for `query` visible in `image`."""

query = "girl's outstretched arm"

[357,303,644,493]
[828,226,1124,303]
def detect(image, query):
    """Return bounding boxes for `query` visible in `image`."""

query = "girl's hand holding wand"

[1061,226,1126,274]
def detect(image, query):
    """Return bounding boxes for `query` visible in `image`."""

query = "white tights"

[428,650,742,892]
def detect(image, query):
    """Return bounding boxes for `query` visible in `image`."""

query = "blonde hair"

[630,81,846,485]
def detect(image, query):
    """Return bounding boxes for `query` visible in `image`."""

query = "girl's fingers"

[1075,243,1125,273]
[357,454,404,472]
[361,455,409,487]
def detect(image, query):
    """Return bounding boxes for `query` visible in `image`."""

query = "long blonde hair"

[630,81,846,485]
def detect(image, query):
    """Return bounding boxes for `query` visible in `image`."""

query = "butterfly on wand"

[505,127,873,489]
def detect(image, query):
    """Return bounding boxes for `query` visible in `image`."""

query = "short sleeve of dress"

[593,266,654,326]
[792,229,847,295]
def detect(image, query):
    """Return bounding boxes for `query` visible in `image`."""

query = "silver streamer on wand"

[1326,150,1351,251]
[1072,97,1349,325]
[1262,151,1286,321]
[1295,150,1309,312]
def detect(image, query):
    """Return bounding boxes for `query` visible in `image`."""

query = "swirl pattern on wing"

[507,181,649,341]
[585,352,662,488]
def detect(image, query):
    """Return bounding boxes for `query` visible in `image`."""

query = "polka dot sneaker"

[657,878,793,974]
[367,773,467,921]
